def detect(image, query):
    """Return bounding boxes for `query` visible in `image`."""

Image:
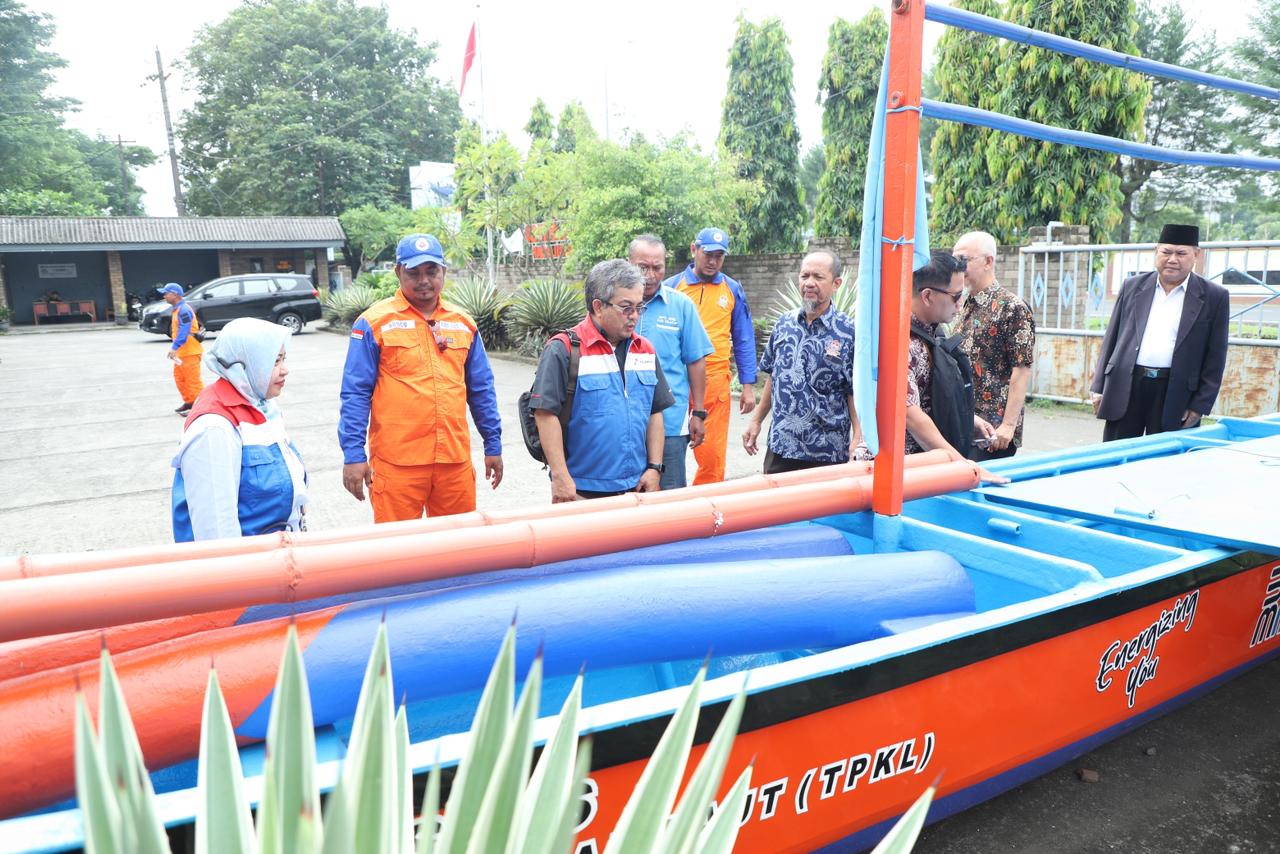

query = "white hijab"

[203,318,291,416]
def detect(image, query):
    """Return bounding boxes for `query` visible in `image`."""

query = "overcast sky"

[37,0,1262,217]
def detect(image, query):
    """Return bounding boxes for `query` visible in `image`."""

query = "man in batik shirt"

[743,250,860,473]
[953,231,1035,461]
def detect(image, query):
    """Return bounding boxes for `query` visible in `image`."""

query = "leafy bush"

[354,270,400,299]
[323,286,386,329]
[503,278,585,357]
[444,277,508,350]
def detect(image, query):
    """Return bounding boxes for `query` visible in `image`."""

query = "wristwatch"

[646,462,665,474]
[691,409,708,419]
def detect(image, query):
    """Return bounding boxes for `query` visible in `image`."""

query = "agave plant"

[322,286,387,329]
[502,278,585,356]
[768,277,858,322]
[443,277,508,351]
[73,625,933,853]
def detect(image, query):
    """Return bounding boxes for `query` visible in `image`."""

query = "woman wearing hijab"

[172,318,309,541]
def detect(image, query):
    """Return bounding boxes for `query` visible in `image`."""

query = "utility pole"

[114,135,135,213]
[150,48,187,216]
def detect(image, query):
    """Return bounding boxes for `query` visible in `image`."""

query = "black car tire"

[276,311,305,333]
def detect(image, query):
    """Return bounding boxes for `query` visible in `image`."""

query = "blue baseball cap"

[161,282,184,295]
[694,227,730,253]
[395,233,448,269]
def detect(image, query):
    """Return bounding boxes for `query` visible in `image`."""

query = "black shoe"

[175,402,192,414]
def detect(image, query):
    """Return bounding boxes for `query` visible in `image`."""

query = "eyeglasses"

[605,301,642,318]
[922,287,964,305]
[426,319,447,352]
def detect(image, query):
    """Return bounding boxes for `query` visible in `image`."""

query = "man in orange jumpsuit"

[162,283,203,414]
[664,227,757,484]
[338,234,503,522]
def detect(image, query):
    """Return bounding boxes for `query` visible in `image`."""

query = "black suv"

[139,274,323,336]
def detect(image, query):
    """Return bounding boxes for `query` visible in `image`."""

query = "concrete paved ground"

[1,325,1274,852]
[0,324,1104,556]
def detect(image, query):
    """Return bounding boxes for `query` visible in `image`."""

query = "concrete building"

[0,216,345,326]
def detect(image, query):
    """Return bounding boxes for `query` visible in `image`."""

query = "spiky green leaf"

[195,668,254,854]
[75,690,123,854]
[435,624,517,853]
[869,783,936,854]
[509,674,584,854]
[663,685,748,854]
[692,763,754,854]
[605,666,706,852]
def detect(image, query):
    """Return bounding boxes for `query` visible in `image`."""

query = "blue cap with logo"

[161,282,184,296]
[395,233,448,269]
[694,227,730,253]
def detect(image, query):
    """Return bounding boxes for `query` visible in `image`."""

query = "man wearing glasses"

[338,233,503,522]
[530,259,675,502]
[1090,223,1229,440]
[952,231,1035,461]
[855,251,995,461]
[628,234,714,490]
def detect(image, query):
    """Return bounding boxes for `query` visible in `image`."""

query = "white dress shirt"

[1135,277,1187,368]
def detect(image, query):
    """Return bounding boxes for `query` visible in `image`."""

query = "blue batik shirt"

[759,304,857,462]
[636,285,715,437]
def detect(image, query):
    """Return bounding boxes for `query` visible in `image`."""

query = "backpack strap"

[559,330,581,439]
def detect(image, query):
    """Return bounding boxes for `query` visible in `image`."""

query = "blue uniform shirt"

[636,285,714,437]
[759,304,857,463]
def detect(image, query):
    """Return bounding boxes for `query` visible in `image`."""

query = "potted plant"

[0,305,11,332]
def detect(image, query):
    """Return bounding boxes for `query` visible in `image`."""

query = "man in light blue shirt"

[629,234,714,489]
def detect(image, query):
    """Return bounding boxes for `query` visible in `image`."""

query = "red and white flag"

[459,23,477,95]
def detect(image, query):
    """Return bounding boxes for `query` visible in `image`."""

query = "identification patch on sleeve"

[350,328,364,340]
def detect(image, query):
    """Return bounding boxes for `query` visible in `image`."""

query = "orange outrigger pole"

[872,0,926,517]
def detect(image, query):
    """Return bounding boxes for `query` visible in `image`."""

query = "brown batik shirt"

[957,282,1036,447]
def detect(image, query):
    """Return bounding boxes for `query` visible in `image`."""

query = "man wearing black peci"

[1090,224,1230,441]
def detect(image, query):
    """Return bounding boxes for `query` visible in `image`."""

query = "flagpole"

[871,0,926,519]
[475,5,496,290]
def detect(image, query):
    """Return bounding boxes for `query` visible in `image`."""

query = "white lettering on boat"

[1095,589,1199,708]
[1249,565,1280,648]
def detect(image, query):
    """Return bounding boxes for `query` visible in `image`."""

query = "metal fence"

[1015,240,1280,337]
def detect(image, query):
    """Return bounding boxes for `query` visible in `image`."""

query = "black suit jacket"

[1090,270,1229,430]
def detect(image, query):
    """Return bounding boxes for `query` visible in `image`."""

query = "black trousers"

[763,450,838,475]
[1103,368,1170,442]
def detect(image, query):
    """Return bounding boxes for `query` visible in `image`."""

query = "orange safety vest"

[170,302,203,358]
[362,294,478,465]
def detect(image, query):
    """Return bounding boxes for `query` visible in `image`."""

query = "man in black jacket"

[1090,224,1230,441]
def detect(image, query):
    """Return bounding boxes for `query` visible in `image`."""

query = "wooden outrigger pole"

[873,0,927,518]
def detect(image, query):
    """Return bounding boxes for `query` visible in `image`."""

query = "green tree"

[986,0,1148,243]
[927,0,1004,243]
[813,10,888,240]
[1117,0,1232,240]
[525,98,554,143]
[719,16,805,252]
[800,144,825,223]
[0,0,117,214]
[1234,0,1280,155]
[179,0,461,217]
[553,101,595,153]
[338,203,414,271]
[566,135,759,271]
[74,133,158,216]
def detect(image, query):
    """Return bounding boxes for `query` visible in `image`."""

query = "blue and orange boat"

[4,2,1280,852]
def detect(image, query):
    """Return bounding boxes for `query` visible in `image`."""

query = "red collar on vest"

[183,378,267,429]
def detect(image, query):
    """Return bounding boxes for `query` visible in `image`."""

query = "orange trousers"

[172,358,204,404]
[370,457,477,523]
[691,369,731,485]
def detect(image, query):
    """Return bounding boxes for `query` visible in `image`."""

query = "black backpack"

[910,318,975,456]
[517,330,580,464]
